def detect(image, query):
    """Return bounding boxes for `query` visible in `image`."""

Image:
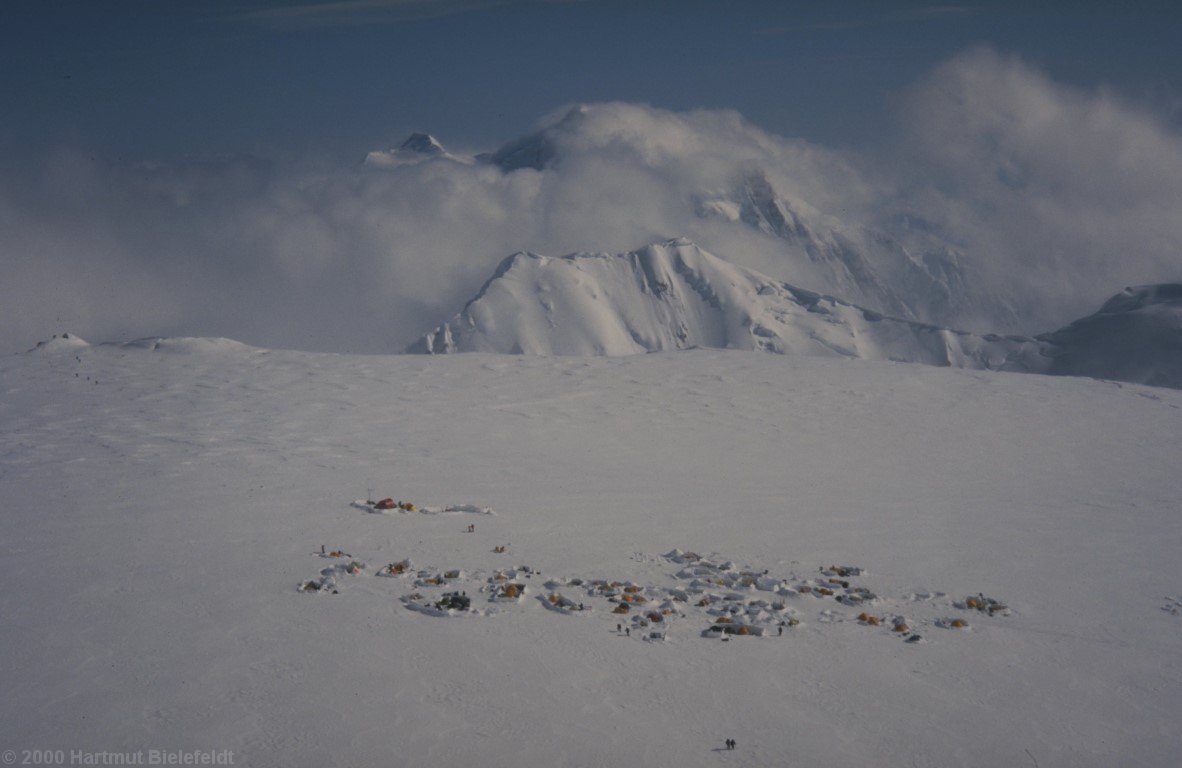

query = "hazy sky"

[2,1,1181,355]
[4,1,1180,160]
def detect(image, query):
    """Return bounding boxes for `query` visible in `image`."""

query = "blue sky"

[3,0,1180,161]
[2,1,1181,355]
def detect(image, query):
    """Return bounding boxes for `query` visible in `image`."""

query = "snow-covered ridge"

[411,239,1182,389]
[114,337,262,355]
[28,255,1173,391]
[1037,283,1182,388]
[474,105,987,327]
[25,334,261,356]
[26,332,89,353]
[362,105,1003,330]
[410,238,1045,372]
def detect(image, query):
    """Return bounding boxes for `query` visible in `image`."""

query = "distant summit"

[399,133,446,156]
[471,104,985,329]
[485,107,585,172]
[363,103,1176,344]
[364,133,465,168]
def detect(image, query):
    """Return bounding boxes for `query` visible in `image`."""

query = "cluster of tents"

[297,539,1011,647]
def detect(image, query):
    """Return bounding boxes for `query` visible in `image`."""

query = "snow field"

[2,342,1181,766]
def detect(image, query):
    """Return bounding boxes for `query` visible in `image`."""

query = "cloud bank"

[1,47,1179,355]
[895,47,1182,326]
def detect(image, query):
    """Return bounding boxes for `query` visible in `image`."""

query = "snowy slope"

[695,170,979,325]
[412,240,1182,390]
[476,104,994,328]
[2,341,1181,767]
[1037,284,1182,388]
[412,238,1045,371]
[25,331,90,353]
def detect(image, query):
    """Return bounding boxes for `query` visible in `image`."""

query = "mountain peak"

[487,105,589,172]
[398,133,446,155]
[365,133,462,168]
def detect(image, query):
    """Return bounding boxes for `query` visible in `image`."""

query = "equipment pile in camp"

[958,594,1011,616]
[352,499,496,516]
[295,499,1016,646]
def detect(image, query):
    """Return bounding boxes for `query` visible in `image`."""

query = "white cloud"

[2,51,1179,355]
[891,47,1182,325]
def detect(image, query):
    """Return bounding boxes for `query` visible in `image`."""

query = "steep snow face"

[412,239,1045,372]
[1038,284,1182,388]
[364,132,468,168]
[696,171,982,327]
[399,132,446,156]
[415,250,1182,389]
[349,103,1174,346]
[485,104,585,172]
[476,104,990,328]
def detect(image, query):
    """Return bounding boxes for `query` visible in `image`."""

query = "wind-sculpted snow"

[413,238,1046,369]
